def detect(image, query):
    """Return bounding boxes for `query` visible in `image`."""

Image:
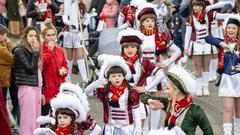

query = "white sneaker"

[196,90,203,97]
[209,75,217,82]
[203,89,210,96]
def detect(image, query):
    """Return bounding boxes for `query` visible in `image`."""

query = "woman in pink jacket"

[100,0,119,28]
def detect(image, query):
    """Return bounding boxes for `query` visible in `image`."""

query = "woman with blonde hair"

[12,26,43,135]
[140,65,213,135]
[41,20,68,115]
[205,16,240,135]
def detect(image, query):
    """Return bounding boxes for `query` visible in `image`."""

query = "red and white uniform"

[184,11,231,55]
[85,82,141,135]
[141,30,181,65]
[125,58,166,119]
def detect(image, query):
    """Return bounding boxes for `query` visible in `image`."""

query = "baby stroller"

[86,28,121,83]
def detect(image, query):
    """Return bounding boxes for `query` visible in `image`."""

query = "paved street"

[10,36,223,134]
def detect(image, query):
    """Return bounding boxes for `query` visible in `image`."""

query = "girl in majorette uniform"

[140,65,214,135]
[117,28,167,134]
[184,0,232,96]
[84,55,142,135]
[62,0,89,84]
[205,16,240,135]
[135,3,181,131]
[34,82,101,135]
[117,0,147,30]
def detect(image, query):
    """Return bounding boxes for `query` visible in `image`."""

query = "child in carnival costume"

[117,28,167,133]
[140,65,214,135]
[205,16,240,135]
[117,0,147,30]
[84,55,142,135]
[135,3,181,131]
[136,3,181,69]
[33,82,101,135]
[183,0,233,96]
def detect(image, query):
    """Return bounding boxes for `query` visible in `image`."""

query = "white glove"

[117,23,129,30]
[97,78,108,86]
[33,128,56,135]
[178,55,188,67]
[84,78,108,96]
[37,116,55,126]
[220,42,233,52]
[235,64,240,71]
[133,126,142,135]
[89,124,102,135]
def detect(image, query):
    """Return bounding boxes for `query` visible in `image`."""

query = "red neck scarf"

[55,125,72,135]
[155,32,168,54]
[193,12,205,23]
[141,27,156,36]
[123,54,139,71]
[218,36,239,70]
[141,27,168,54]
[109,81,127,101]
[225,36,238,43]
[166,96,193,126]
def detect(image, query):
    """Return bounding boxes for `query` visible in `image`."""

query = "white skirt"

[103,124,134,135]
[63,29,88,48]
[191,41,212,55]
[219,73,240,97]
[211,45,218,54]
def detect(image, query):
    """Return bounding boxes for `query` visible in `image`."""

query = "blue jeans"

[0,14,7,26]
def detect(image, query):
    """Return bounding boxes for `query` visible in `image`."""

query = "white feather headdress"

[167,65,197,96]
[98,54,132,81]
[51,83,90,122]
[59,82,90,113]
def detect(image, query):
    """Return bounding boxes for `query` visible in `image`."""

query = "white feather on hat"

[59,82,90,113]
[117,28,144,44]
[36,116,56,125]
[50,91,89,122]
[167,65,197,96]
[98,54,132,81]
[130,0,147,8]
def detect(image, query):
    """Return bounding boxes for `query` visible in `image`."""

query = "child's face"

[193,4,204,13]
[226,24,238,38]
[108,73,125,87]
[57,113,72,128]
[123,45,138,57]
[164,80,176,100]
[142,18,155,30]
